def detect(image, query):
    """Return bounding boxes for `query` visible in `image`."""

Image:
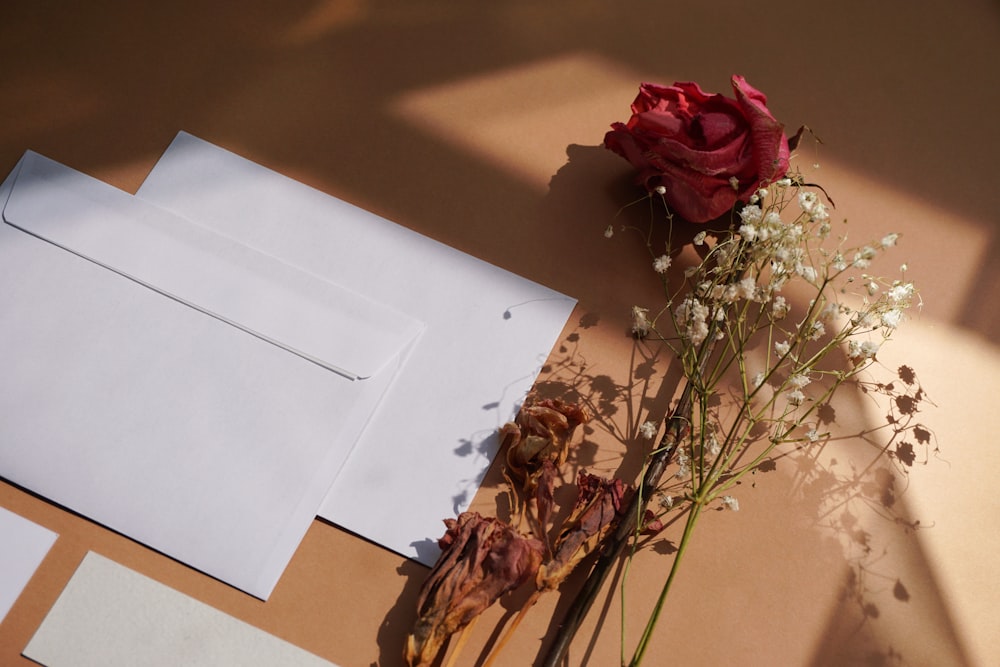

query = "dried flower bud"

[536,472,628,591]
[502,398,590,544]
[641,508,665,535]
[504,399,590,480]
[405,512,544,666]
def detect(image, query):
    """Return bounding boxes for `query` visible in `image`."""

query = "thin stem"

[482,591,540,667]
[628,501,703,666]
[443,615,479,667]
[539,238,747,667]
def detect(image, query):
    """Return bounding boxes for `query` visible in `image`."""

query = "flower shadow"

[787,366,964,665]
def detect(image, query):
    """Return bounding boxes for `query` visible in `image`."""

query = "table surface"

[1,3,998,666]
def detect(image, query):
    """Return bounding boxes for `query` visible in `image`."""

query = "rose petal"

[604,76,791,222]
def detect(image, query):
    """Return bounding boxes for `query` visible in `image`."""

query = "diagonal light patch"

[390,53,651,190]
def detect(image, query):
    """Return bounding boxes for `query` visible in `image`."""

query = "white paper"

[0,506,57,624]
[137,132,577,564]
[0,153,423,599]
[23,552,337,667]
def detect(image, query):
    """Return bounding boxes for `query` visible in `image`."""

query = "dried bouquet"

[404,75,922,667]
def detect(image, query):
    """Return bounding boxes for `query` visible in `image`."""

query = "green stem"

[628,501,704,666]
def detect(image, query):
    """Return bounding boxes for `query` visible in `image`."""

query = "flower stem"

[482,590,540,667]
[628,502,703,666]
[539,239,746,666]
[538,385,693,667]
[443,615,478,667]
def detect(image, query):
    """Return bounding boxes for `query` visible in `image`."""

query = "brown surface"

[1,2,998,666]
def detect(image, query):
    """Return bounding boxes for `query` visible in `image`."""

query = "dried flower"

[881,309,904,329]
[888,282,914,303]
[405,512,544,666]
[641,508,665,535]
[675,296,710,346]
[604,76,791,222]
[848,339,880,362]
[503,398,590,480]
[536,472,628,591]
[632,305,652,338]
[771,296,790,319]
[502,398,590,543]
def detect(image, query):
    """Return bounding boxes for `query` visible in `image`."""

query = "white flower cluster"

[631,305,652,338]
[674,447,691,480]
[643,175,915,505]
[674,295,710,346]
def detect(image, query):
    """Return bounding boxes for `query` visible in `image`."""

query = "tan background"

[1,2,998,665]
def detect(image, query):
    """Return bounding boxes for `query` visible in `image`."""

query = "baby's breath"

[631,305,651,338]
[630,176,916,557]
[639,420,658,440]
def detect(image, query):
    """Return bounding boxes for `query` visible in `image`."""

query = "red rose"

[604,75,790,223]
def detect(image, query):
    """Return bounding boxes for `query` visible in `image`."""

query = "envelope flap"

[2,152,423,379]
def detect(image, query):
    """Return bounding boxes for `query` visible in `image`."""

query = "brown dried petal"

[536,472,628,591]
[525,460,558,545]
[504,398,590,479]
[498,421,522,459]
[405,512,544,667]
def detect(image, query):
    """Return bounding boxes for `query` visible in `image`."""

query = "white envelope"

[0,151,423,599]
[137,132,577,564]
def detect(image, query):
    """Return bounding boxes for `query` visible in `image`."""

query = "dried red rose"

[604,75,790,223]
[405,512,544,667]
